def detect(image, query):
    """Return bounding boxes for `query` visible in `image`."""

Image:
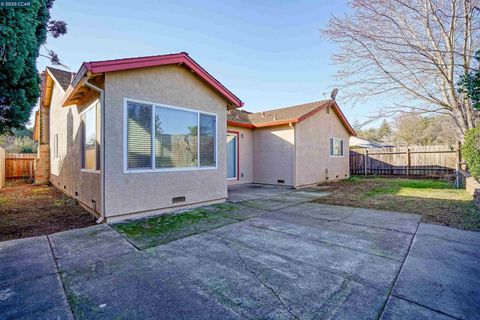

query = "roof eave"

[78,53,243,108]
[252,119,298,128]
[227,120,254,128]
[295,100,356,136]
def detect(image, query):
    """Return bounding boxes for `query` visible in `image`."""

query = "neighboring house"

[349,136,395,149]
[34,52,355,222]
[227,101,356,187]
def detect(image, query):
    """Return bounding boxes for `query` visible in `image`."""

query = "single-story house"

[227,101,355,187]
[349,136,395,149]
[34,52,355,222]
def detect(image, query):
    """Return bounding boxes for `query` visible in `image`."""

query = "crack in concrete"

[246,220,405,262]
[46,235,76,320]
[376,222,421,320]
[210,229,389,293]
[215,236,301,320]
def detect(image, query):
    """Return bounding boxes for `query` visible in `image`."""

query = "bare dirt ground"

[0,181,95,241]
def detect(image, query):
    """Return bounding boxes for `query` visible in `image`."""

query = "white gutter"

[83,77,106,223]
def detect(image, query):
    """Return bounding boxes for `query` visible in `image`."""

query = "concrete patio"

[1,185,479,319]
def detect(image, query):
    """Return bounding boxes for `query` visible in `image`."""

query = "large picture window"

[126,100,217,172]
[329,137,344,156]
[82,102,100,170]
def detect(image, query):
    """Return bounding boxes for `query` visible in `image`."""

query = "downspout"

[83,77,106,223]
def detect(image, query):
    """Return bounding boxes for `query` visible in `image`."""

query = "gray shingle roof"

[227,100,332,125]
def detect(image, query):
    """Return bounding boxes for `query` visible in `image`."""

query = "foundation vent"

[172,196,186,204]
[277,179,285,184]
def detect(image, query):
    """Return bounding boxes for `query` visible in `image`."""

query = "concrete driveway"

[1,185,479,319]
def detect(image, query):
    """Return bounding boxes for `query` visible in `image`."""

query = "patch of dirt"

[0,181,96,241]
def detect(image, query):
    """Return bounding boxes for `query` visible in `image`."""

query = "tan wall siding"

[295,107,350,187]
[227,125,253,185]
[252,125,295,186]
[104,65,229,219]
[49,82,101,213]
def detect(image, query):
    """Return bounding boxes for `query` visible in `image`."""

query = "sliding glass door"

[227,133,238,180]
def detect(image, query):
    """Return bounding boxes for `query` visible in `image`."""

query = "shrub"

[462,126,480,179]
[0,135,37,153]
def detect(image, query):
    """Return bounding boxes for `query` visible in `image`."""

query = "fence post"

[406,148,411,176]
[364,149,368,175]
[455,141,462,188]
[457,141,462,163]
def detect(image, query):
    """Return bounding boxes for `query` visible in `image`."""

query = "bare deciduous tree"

[322,0,480,136]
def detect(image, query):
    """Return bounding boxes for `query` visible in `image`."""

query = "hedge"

[462,126,480,179]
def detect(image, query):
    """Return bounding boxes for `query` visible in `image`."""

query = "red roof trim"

[227,119,298,129]
[228,101,355,134]
[253,119,298,127]
[227,120,254,128]
[296,101,356,136]
[331,101,356,136]
[82,53,243,108]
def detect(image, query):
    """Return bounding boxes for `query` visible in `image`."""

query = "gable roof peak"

[46,66,76,91]
[67,52,243,108]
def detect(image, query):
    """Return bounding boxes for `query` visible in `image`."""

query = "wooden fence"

[350,144,461,177]
[5,153,36,180]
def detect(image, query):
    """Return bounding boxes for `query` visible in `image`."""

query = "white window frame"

[226,132,238,181]
[329,137,344,157]
[80,100,101,174]
[53,133,59,160]
[123,97,218,174]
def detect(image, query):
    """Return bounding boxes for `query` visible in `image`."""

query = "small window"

[82,102,100,170]
[199,113,216,167]
[330,138,344,156]
[53,134,59,159]
[126,100,217,171]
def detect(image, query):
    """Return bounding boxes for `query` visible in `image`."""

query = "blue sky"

[35,0,380,127]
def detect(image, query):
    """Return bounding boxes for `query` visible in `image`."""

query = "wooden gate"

[5,153,36,180]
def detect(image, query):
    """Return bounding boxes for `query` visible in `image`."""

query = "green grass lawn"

[112,203,255,249]
[315,176,480,230]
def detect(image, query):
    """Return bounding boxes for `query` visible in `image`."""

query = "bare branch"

[322,0,480,135]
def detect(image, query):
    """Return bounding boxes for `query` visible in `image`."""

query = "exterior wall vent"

[172,196,186,203]
[277,179,285,184]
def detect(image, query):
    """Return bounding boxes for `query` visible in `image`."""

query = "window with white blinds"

[125,100,217,171]
[329,137,344,156]
[199,114,216,167]
[127,102,152,169]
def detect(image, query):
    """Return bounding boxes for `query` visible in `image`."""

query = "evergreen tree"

[0,0,66,133]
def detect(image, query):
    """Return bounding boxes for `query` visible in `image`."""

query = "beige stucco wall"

[227,125,253,185]
[104,65,229,219]
[295,107,350,187]
[49,82,101,214]
[252,124,295,186]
